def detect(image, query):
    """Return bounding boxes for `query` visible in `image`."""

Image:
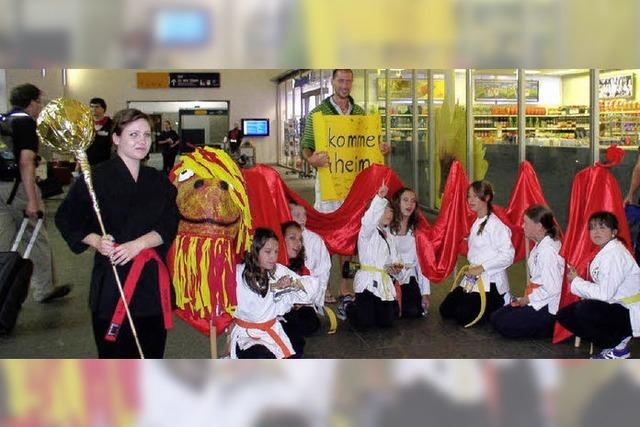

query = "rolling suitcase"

[0,216,43,334]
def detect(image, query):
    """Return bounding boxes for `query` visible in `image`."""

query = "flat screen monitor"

[242,119,269,137]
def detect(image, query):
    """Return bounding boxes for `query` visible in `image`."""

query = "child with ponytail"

[439,180,515,326]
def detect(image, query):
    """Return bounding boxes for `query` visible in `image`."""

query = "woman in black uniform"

[56,108,179,358]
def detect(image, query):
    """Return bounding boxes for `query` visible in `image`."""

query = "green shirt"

[301,95,365,151]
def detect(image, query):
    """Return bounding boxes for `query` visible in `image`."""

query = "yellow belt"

[450,265,487,328]
[621,293,640,305]
[324,306,338,334]
[360,264,393,300]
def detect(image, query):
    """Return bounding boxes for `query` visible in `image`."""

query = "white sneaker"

[591,347,631,359]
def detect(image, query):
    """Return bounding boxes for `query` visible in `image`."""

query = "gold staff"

[37,98,144,358]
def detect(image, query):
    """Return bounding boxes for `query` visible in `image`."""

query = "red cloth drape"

[243,164,407,261]
[505,161,555,262]
[422,161,472,282]
[240,160,549,284]
[553,163,632,343]
[242,165,292,265]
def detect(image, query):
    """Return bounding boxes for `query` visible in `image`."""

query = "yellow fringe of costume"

[172,234,236,319]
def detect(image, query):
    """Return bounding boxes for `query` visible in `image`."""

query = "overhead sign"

[137,72,170,89]
[169,72,220,88]
[136,72,220,89]
[474,79,539,102]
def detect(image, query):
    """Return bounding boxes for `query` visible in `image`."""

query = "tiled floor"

[0,156,633,358]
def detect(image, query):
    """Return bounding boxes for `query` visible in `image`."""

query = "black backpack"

[0,113,19,183]
[0,111,29,201]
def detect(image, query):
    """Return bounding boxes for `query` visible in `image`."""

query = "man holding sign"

[302,69,390,300]
[302,69,390,211]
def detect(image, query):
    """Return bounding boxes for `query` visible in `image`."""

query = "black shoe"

[40,285,72,303]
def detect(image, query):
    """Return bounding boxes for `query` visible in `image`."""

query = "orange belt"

[524,282,541,297]
[234,318,292,358]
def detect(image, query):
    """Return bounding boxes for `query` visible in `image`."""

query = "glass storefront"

[415,69,431,208]
[433,70,466,208]
[386,69,415,188]
[472,69,518,207]
[523,69,591,227]
[598,69,640,204]
[277,69,638,222]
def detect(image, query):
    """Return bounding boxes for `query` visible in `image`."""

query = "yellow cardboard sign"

[314,113,384,201]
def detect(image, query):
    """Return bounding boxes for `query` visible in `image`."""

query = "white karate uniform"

[570,239,640,336]
[353,195,400,302]
[302,227,332,308]
[527,236,565,314]
[466,214,515,302]
[230,263,320,358]
[394,230,431,295]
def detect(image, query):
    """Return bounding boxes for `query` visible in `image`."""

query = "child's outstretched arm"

[360,182,389,233]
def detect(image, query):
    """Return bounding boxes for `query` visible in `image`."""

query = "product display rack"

[282,118,302,171]
[473,110,591,146]
[599,110,640,145]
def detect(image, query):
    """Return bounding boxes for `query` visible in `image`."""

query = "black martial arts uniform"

[56,156,179,358]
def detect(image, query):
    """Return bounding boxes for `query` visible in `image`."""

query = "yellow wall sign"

[136,72,170,89]
[314,113,384,201]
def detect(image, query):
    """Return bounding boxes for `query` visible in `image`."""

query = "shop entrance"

[127,100,229,153]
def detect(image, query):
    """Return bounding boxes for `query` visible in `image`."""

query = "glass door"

[388,69,415,188]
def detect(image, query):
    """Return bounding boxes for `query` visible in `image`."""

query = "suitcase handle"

[22,210,44,219]
[10,215,44,259]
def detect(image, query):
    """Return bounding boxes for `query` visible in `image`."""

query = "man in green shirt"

[301,69,389,301]
[302,69,389,212]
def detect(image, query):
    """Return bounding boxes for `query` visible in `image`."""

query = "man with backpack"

[0,83,71,309]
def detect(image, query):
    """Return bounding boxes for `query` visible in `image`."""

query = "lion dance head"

[168,147,252,336]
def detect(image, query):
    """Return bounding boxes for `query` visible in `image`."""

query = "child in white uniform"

[557,211,640,359]
[440,180,515,326]
[281,220,321,337]
[289,202,333,304]
[230,228,320,359]
[491,204,564,339]
[390,187,431,318]
[342,182,401,328]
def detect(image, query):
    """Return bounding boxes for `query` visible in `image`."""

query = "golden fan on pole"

[36,98,145,358]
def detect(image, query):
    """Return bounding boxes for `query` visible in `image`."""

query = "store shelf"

[600,109,640,143]
[474,127,590,131]
[474,114,590,118]
[600,110,640,114]
[389,114,429,117]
